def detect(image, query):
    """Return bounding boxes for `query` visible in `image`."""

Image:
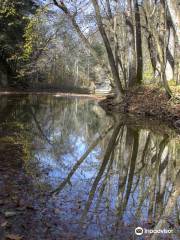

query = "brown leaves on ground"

[126,87,180,122]
[128,87,168,112]
[100,86,180,127]
[5,234,23,240]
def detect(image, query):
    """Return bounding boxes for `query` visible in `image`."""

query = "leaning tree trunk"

[92,0,124,97]
[160,0,172,98]
[166,0,180,46]
[165,25,175,81]
[52,0,114,89]
[166,0,180,85]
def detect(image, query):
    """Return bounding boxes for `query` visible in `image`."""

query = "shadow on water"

[0,95,179,240]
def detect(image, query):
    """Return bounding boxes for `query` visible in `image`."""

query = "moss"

[168,80,177,86]
[143,63,154,83]
[143,72,153,82]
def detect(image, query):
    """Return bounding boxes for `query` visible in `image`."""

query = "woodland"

[1,0,180,126]
[0,1,180,240]
[0,0,179,91]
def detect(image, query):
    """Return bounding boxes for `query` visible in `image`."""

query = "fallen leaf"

[1,221,8,228]
[5,234,23,240]
[4,211,17,218]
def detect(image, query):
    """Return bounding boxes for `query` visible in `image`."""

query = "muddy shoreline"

[0,91,105,100]
[99,87,180,131]
[1,87,179,131]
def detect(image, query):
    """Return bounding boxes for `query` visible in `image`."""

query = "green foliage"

[23,17,39,59]
[0,1,16,17]
[0,0,35,49]
[23,7,49,60]
[0,0,37,83]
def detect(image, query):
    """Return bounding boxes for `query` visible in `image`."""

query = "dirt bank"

[100,87,180,130]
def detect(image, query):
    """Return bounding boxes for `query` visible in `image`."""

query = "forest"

[0,1,180,240]
[0,0,179,91]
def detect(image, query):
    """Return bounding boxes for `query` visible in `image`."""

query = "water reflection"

[0,95,179,239]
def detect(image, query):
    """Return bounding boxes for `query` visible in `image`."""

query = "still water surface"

[0,95,179,240]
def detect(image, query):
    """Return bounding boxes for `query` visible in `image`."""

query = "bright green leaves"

[23,17,38,59]
[0,0,37,82]
[23,7,49,60]
[0,0,16,17]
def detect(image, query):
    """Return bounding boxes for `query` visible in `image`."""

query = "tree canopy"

[0,0,179,96]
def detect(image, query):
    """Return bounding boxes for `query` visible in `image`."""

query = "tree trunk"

[166,0,180,46]
[52,0,99,61]
[126,0,137,87]
[143,0,172,97]
[134,0,143,84]
[106,0,113,20]
[92,0,124,96]
[165,26,175,81]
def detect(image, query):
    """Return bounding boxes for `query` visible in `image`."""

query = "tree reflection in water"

[0,95,179,239]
